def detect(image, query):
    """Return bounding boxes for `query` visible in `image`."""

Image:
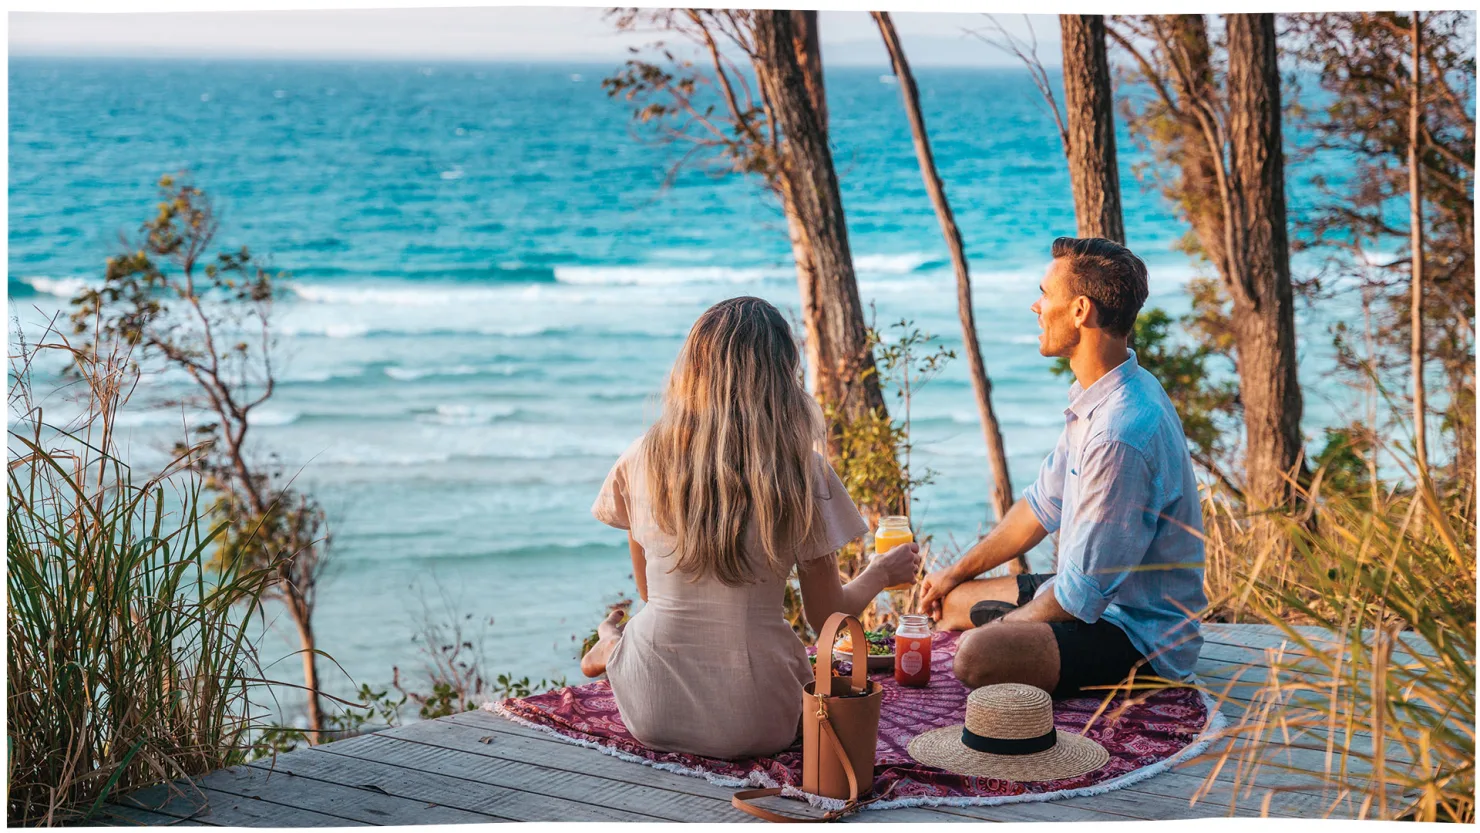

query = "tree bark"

[783,10,827,399]
[785,206,825,395]
[752,10,888,436]
[1409,10,1430,480]
[1059,15,1126,244]
[1224,13,1305,512]
[872,12,1024,572]
[790,10,827,135]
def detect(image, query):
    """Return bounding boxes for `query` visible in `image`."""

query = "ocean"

[8,57,1354,711]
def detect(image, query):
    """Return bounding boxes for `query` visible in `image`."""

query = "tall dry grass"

[1194,449,1475,821]
[7,322,281,825]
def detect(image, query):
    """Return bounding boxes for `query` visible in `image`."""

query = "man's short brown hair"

[1050,237,1149,338]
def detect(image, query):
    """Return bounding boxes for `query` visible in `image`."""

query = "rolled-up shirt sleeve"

[1022,427,1070,533]
[1053,439,1160,624]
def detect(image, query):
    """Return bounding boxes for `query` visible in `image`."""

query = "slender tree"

[69,176,331,742]
[784,10,828,393]
[1059,15,1125,243]
[1226,13,1305,513]
[1408,10,1430,481]
[873,11,1024,572]
[1110,14,1307,513]
[1284,11,1474,488]
[978,15,1247,497]
[604,11,891,467]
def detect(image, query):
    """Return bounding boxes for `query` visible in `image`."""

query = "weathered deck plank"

[456,709,1351,820]
[108,623,1415,823]
[223,757,512,824]
[94,803,214,827]
[439,712,1141,824]
[114,781,355,827]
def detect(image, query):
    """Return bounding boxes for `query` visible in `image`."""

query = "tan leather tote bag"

[731,612,887,822]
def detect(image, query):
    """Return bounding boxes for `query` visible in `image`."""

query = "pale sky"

[9,8,1063,67]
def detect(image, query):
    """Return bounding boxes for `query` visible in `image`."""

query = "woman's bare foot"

[580,604,630,678]
[597,606,627,641]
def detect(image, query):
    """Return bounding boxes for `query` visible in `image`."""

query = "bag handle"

[730,709,868,822]
[812,612,868,695]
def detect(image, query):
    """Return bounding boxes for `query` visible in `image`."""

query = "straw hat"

[907,684,1109,781]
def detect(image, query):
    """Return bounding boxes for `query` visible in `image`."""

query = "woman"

[580,296,921,760]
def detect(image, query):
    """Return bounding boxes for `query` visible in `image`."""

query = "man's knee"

[952,624,1059,691]
[952,628,1004,688]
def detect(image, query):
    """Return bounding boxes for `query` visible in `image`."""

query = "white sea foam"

[316,448,455,466]
[478,324,557,337]
[553,265,788,286]
[416,403,519,426]
[110,409,211,428]
[107,406,300,427]
[247,408,301,426]
[278,321,371,338]
[385,364,482,381]
[288,283,500,307]
[280,367,365,383]
[17,276,92,297]
[853,252,936,273]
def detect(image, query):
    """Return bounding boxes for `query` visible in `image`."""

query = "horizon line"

[8,51,1063,69]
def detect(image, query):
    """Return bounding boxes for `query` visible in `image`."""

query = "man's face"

[1030,259,1081,359]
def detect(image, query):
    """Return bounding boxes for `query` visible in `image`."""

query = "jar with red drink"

[893,614,932,687]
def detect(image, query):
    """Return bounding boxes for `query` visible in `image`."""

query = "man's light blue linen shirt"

[1021,350,1207,681]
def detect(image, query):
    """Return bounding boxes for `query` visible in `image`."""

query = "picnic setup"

[103,619,1401,824]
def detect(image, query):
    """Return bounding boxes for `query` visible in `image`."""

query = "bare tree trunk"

[785,206,825,395]
[785,10,826,399]
[1159,16,1229,273]
[752,10,888,442]
[873,11,1024,572]
[1224,14,1305,513]
[790,10,827,134]
[1059,15,1125,244]
[291,600,324,745]
[1135,14,1305,512]
[1409,10,1430,480]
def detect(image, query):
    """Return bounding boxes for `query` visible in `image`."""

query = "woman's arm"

[628,533,648,603]
[795,543,920,632]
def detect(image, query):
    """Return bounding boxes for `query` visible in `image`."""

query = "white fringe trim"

[485,684,1229,813]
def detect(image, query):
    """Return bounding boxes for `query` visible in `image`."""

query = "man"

[920,237,1207,698]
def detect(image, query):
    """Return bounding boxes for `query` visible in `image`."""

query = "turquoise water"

[8,58,1352,707]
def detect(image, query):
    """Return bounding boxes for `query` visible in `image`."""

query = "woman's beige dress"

[591,441,868,760]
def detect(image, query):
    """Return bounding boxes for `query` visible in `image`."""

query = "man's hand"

[919,568,962,620]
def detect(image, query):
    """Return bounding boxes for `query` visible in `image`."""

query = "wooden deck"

[101,624,1408,825]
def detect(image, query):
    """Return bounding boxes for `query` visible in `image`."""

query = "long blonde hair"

[642,296,822,586]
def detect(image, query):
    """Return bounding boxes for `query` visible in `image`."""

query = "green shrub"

[7,332,280,825]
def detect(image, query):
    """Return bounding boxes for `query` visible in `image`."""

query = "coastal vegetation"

[7,324,281,825]
[1002,12,1474,820]
[6,8,1472,825]
[67,176,336,744]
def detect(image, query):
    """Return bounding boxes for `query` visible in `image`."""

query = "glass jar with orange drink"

[872,515,916,591]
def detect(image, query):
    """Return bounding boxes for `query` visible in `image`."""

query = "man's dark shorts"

[968,573,1148,698]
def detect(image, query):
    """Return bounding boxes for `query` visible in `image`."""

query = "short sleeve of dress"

[592,442,638,531]
[796,453,869,565]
